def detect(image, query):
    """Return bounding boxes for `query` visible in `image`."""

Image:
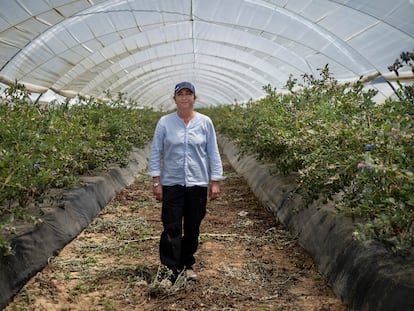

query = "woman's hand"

[152,178,162,202]
[209,181,221,200]
[153,184,162,201]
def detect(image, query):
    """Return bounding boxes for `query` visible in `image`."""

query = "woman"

[148,81,224,281]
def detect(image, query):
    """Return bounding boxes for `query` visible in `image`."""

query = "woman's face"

[174,88,195,109]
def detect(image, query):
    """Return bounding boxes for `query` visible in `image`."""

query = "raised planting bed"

[0,146,150,309]
[218,136,414,311]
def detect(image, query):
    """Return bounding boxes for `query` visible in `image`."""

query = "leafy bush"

[0,83,162,254]
[204,61,413,255]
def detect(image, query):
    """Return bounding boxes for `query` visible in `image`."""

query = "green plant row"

[202,65,413,255]
[0,83,162,254]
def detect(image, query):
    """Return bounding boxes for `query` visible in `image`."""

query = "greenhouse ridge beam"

[0,0,413,108]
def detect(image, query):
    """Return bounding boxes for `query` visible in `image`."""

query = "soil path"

[6,155,347,311]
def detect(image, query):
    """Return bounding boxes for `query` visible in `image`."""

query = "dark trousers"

[160,185,207,271]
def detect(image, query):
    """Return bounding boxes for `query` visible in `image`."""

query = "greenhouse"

[0,1,413,310]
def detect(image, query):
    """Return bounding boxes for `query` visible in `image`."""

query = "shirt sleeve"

[147,118,164,177]
[206,119,225,181]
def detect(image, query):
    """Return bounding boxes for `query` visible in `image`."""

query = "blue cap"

[174,81,195,94]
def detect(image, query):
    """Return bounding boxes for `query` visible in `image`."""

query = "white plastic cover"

[0,0,413,109]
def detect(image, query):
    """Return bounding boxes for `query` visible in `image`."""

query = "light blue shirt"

[148,111,224,187]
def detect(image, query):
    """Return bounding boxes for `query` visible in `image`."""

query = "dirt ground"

[6,156,348,311]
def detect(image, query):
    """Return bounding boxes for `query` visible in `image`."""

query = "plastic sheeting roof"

[0,0,413,109]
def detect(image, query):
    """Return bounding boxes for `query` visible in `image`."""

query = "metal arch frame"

[196,0,374,73]
[138,76,251,111]
[50,20,310,90]
[19,10,365,79]
[118,60,267,98]
[104,56,267,108]
[46,21,305,99]
[126,67,257,107]
[0,0,413,108]
[77,40,289,94]
[1,2,358,86]
[327,0,414,37]
[127,74,239,111]
[122,64,258,101]
[122,62,252,105]
[70,34,362,103]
